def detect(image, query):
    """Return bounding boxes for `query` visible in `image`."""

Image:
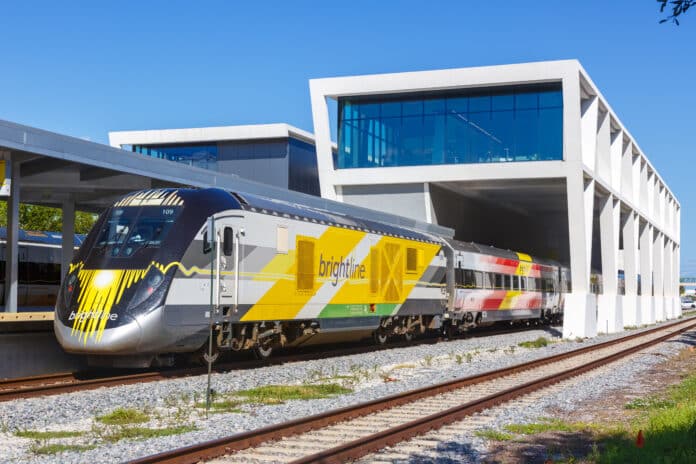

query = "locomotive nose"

[54,314,143,354]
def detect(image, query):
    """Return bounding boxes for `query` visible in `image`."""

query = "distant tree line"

[0,202,97,234]
[658,0,694,24]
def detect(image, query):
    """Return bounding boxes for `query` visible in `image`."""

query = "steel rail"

[126,316,696,464]
[292,319,696,463]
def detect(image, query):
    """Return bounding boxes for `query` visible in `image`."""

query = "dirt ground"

[481,332,696,464]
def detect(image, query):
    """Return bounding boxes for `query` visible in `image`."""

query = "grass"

[100,425,196,443]
[504,418,585,435]
[474,429,515,441]
[30,443,96,455]
[16,430,84,439]
[194,398,244,413]
[500,365,696,463]
[96,407,150,425]
[518,336,550,349]
[235,383,352,405]
[596,369,696,463]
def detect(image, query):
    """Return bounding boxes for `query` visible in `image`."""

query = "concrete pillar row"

[597,194,622,333]
[621,210,640,327]
[639,222,654,324]
[563,171,597,339]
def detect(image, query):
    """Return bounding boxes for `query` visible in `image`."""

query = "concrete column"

[597,195,622,333]
[580,96,598,171]
[653,232,664,321]
[61,200,75,278]
[674,245,682,317]
[563,171,597,338]
[639,222,654,324]
[621,210,640,327]
[663,239,673,319]
[4,160,19,313]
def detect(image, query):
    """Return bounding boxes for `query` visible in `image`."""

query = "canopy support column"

[61,199,75,278]
[5,159,20,313]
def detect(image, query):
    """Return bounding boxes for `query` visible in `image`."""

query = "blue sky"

[0,1,693,274]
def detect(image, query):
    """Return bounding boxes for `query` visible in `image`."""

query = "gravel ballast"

[0,320,687,464]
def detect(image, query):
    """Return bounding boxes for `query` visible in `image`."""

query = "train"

[54,188,570,368]
[0,227,85,310]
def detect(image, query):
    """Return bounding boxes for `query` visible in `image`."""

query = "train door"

[214,222,237,315]
[210,218,242,349]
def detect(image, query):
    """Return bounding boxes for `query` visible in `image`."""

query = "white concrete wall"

[309,60,681,338]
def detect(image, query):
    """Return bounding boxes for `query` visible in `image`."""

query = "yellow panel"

[329,236,441,306]
[241,227,367,321]
[499,291,522,309]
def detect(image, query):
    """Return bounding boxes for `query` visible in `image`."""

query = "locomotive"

[54,188,569,367]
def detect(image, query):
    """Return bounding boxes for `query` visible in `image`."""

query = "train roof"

[0,227,86,247]
[445,238,561,268]
[231,191,441,244]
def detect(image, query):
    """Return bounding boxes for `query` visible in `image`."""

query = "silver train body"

[54,188,571,367]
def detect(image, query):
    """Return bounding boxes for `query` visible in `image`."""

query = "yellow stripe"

[499,291,522,309]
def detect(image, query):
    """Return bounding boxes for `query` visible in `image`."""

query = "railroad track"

[0,322,548,402]
[127,316,696,464]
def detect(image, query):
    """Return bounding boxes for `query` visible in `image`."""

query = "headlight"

[128,268,166,310]
[63,272,78,308]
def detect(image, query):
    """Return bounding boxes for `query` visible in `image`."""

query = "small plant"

[194,398,244,414]
[503,346,516,355]
[97,408,149,426]
[466,352,474,363]
[30,443,96,455]
[474,429,515,441]
[235,383,352,405]
[624,325,638,330]
[504,418,585,435]
[16,430,83,439]
[455,354,464,365]
[99,425,196,443]
[625,396,676,410]
[421,355,434,367]
[518,337,550,349]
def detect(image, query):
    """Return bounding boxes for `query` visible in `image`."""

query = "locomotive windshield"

[96,205,182,257]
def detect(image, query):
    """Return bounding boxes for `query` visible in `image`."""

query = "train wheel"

[253,343,273,360]
[373,329,389,345]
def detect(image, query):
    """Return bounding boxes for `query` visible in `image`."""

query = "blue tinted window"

[424,99,445,114]
[381,101,401,118]
[337,85,563,169]
[447,97,468,114]
[539,90,563,108]
[469,95,490,113]
[133,144,217,170]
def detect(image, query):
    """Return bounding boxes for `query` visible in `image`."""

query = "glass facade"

[133,144,218,171]
[337,85,563,169]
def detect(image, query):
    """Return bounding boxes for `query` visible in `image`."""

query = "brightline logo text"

[318,254,366,286]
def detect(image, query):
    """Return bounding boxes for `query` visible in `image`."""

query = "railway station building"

[308,60,681,338]
[109,124,322,197]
